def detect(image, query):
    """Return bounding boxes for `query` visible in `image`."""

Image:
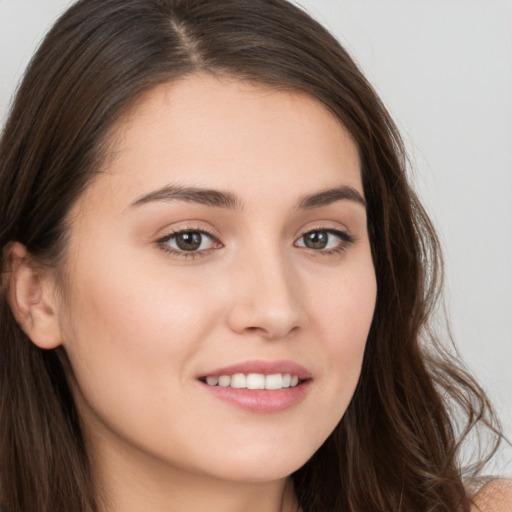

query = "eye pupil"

[304,231,328,249]
[176,232,202,251]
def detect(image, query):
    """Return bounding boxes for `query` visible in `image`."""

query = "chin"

[210,463,301,484]
[193,443,316,484]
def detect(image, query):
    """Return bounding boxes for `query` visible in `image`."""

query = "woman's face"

[56,74,376,483]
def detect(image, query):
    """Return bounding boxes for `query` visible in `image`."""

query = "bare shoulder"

[471,479,512,512]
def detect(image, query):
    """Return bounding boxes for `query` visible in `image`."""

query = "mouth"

[199,373,307,391]
[199,372,305,390]
[197,360,312,413]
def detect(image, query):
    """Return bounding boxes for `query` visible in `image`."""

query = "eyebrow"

[297,186,366,210]
[130,184,366,210]
[131,185,242,210]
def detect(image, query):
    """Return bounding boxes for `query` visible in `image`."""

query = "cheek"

[315,252,376,342]
[58,257,229,463]
[66,249,212,336]
[59,251,221,404]
[310,255,376,402]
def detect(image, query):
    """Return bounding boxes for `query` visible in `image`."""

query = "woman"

[0,0,509,511]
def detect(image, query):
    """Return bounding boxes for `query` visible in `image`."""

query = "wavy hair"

[0,1,503,510]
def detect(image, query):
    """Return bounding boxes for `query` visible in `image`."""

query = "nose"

[226,248,308,340]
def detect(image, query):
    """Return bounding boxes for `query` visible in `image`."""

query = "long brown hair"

[0,1,503,511]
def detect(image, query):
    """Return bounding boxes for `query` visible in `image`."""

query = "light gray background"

[1,0,511,475]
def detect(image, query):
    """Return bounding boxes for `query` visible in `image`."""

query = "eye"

[295,229,354,252]
[158,229,220,256]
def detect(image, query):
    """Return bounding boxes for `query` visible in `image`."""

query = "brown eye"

[160,230,218,254]
[295,229,354,252]
[175,232,203,251]
[302,231,329,249]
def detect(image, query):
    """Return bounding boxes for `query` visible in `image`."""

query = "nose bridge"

[226,239,306,339]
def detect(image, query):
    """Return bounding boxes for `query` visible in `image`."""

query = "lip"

[199,359,312,379]
[198,359,312,413]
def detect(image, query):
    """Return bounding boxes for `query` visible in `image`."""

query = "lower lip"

[200,380,311,413]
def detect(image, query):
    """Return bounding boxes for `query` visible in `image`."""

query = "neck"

[99,466,298,512]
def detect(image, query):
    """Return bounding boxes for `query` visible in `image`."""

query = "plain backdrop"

[1,0,511,475]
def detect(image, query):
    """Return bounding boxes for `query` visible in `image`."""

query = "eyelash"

[156,226,220,259]
[156,226,355,259]
[298,227,355,256]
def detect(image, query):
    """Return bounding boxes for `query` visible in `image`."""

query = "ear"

[5,242,62,349]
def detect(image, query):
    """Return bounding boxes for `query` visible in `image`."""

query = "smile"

[198,360,312,413]
[202,373,302,390]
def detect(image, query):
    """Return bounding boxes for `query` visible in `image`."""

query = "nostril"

[226,290,307,339]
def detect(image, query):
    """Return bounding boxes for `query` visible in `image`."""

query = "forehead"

[79,73,362,212]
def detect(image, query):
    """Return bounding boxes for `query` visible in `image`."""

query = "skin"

[7,73,512,511]
[473,481,512,512]
[12,73,378,511]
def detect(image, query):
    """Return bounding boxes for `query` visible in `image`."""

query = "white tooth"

[290,375,299,387]
[265,374,284,390]
[246,373,265,389]
[230,373,247,388]
[206,376,219,386]
[282,374,292,388]
[218,375,231,387]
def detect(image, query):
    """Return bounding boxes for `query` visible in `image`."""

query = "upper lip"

[199,359,312,380]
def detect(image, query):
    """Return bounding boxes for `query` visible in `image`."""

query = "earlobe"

[5,242,62,350]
